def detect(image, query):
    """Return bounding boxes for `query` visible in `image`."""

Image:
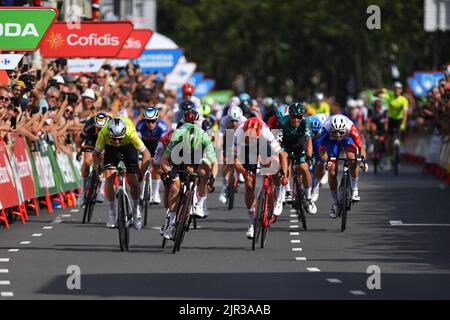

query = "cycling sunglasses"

[331,129,346,136]
[145,119,158,124]
[0,96,11,103]
[110,137,124,143]
[289,113,304,120]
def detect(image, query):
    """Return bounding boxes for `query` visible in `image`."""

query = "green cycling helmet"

[289,102,306,116]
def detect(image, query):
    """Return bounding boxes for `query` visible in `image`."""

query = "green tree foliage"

[158,0,450,100]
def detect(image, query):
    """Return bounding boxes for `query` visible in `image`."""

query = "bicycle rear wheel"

[341,175,350,232]
[117,190,129,252]
[261,190,273,248]
[82,174,93,224]
[143,174,151,227]
[87,174,100,223]
[393,143,400,175]
[227,171,235,210]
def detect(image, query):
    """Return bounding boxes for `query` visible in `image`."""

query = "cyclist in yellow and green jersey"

[94,116,151,229]
[307,93,331,116]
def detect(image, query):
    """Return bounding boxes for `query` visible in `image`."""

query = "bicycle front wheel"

[172,193,191,254]
[341,175,350,232]
[143,174,151,226]
[294,177,307,231]
[117,190,129,252]
[227,171,235,210]
[253,189,266,250]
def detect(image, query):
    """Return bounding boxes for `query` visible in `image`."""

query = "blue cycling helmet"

[276,104,289,119]
[143,107,159,121]
[309,115,323,134]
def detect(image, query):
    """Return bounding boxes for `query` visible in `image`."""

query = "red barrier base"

[11,204,27,225]
[40,195,54,214]
[27,198,39,217]
[403,153,449,185]
[0,209,9,229]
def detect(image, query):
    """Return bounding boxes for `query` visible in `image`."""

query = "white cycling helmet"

[143,106,159,121]
[228,105,243,121]
[108,118,126,138]
[330,115,347,131]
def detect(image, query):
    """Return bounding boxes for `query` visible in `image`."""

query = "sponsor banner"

[164,62,197,91]
[414,71,445,93]
[28,146,47,198]
[407,77,426,97]
[0,7,58,51]
[40,21,133,58]
[67,58,105,74]
[135,49,183,73]
[0,141,20,210]
[12,134,35,202]
[37,141,60,195]
[194,79,216,97]
[55,151,80,191]
[177,72,204,98]
[116,29,153,59]
[0,54,24,70]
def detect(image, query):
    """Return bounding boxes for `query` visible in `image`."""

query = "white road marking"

[289,225,299,229]
[306,267,321,272]
[390,220,450,227]
[290,232,300,236]
[290,214,297,218]
[350,290,366,296]
[295,257,307,261]
[0,259,10,262]
[32,234,42,237]
[51,219,62,224]
[290,220,299,223]
[8,249,19,253]
[70,209,79,213]
[291,240,301,244]
[20,241,30,245]
[1,292,14,297]
[0,281,10,285]
[327,279,342,284]
[292,248,303,251]
[43,226,53,230]
[61,214,71,218]
[0,269,8,273]
[290,209,296,213]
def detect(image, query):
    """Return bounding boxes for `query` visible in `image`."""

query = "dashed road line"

[290,220,299,223]
[0,269,9,273]
[0,259,10,262]
[43,226,53,230]
[306,267,321,272]
[290,214,297,218]
[32,234,42,237]
[8,249,19,253]
[20,241,31,245]
[292,248,302,251]
[61,214,71,218]
[295,257,307,261]
[327,279,343,284]
[1,292,14,297]
[350,290,366,296]
[290,232,300,236]
[291,240,301,244]
[289,225,299,229]
[70,209,79,213]
[0,281,10,285]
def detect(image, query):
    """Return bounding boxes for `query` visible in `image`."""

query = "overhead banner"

[116,29,153,59]
[0,7,58,51]
[407,77,425,97]
[414,71,445,92]
[194,79,216,97]
[0,141,20,210]
[135,49,183,73]
[0,54,24,70]
[67,58,105,74]
[109,59,130,68]
[164,62,197,91]
[40,21,133,58]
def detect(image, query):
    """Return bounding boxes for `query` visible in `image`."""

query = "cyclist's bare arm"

[234,157,246,176]
[161,153,172,174]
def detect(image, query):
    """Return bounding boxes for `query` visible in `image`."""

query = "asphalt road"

[1,164,449,300]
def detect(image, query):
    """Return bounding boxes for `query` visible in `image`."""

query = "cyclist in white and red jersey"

[234,117,288,239]
[319,114,367,218]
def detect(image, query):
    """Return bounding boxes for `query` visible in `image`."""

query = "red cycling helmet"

[161,130,174,147]
[182,83,195,95]
[243,117,263,139]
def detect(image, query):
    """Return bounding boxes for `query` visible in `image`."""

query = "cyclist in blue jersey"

[309,113,328,202]
[136,106,168,204]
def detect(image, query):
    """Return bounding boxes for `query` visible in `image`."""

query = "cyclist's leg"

[343,138,360,201]
[326,141,340,207]
[103,145,121,224]
[122,145,143,227]
[244,164,257,217]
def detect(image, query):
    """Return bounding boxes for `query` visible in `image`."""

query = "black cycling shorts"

[83,137,96,152]
[388,118,402,135]
[103,144,139,174]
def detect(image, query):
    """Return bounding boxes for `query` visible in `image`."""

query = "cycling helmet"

[243,117,263,139]
[200,104,211,117]
[229,96,241,107]
[309,115,324,134]
[184,109,199,124]
[182,83,195,95]
[315,92,325,101]
[289,102,306,116]
[228,105,243,121]
[179,100,196,112]
[330,115,347,131]
[143,106,159,121]
[276,104,289,119]
[107,118,126,138]
[239,100,251,114]
[239,93,251,102]
[161,130,174,147]
[94,112,109,128]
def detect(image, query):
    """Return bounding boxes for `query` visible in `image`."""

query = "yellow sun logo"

[46,32,65,49]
